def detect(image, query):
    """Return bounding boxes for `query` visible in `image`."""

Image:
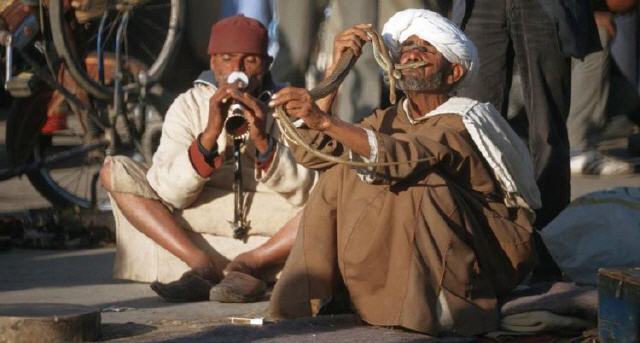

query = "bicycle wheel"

[48,0,185,100]
[25,95,166,209]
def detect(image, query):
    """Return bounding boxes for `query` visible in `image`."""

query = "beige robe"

[269,99,535,336]
[108,74,317,282]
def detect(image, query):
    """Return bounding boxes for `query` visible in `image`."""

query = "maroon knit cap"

[208,15,268,55]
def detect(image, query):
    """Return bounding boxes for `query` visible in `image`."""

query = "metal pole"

[232,138,249,240]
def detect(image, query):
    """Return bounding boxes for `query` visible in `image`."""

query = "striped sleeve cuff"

[188,140,222,178]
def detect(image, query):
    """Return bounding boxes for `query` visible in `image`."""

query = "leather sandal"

[150,271,213,302]
[209,271,267,303]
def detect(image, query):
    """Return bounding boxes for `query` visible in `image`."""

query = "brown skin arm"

[269,87,371,158]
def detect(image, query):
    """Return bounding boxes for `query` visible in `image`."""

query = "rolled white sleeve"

[350,128,381,184]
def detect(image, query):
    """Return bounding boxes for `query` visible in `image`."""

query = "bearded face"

[397,63,452,92]
[392,36,457,93]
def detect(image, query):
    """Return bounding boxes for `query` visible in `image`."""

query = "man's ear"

[447,64,466,87]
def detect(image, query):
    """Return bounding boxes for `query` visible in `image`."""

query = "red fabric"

[208,15,268,55]
[188,140,222,178]
[40,112,67,134]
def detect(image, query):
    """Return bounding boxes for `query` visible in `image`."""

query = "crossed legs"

[100,158,300,301]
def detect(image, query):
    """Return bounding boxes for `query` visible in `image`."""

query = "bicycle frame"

[1,0,178,209]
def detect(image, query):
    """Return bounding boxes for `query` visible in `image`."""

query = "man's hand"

[326,23,372,77]
[202,84,236,149]
[225,89,270,153]
[269,87,332,131]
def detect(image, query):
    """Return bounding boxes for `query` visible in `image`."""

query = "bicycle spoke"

[135,38,158,62]
[133,15,168,35]
[138,3,171,11]
[87,11,115,43]
[101,13,123,51]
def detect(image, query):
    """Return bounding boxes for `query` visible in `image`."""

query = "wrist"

[200,130,220,150]
[316,114,333,131]
[197,133,220,164]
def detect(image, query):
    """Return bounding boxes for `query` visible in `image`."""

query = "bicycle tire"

[48,0,185,100]
[25,134,102,208]
[25,94,168,209]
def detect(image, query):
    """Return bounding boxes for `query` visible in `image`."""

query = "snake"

[273,29,436,168]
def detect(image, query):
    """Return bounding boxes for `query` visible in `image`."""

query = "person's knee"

[100,158,113,192]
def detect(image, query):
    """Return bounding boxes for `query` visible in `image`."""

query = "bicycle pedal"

[6,72,36,98]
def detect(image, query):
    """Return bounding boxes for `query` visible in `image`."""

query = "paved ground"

[1,109,639,341]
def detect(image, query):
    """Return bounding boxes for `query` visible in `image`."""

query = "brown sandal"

[150,271,213,302]
[209,271,267,303]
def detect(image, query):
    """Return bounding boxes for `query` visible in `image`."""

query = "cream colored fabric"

[146,78,316,210]
[107,76,317,282]
[108,153,307,237]
[111,193,269,283]
[108,155,294,282]
[500,311,593,334]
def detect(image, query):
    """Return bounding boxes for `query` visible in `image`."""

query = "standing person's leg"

[510,0,570,280]
[510,0,571,229]
[456,0,511,114]
[611,11,638,91]
[567,27,611,155]
[271,0,326,87]
[330,0,380,123]
[567,26,632,175]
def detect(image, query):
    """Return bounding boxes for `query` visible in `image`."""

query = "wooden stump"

[0,303,100,343]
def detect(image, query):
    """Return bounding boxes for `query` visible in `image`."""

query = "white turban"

[382,9,478,89]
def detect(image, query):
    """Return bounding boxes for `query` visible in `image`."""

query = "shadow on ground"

[0,249,119,291]
[142,315,474,343]
[100,322,158,341]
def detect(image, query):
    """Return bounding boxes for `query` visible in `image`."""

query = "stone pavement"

[1,109,639,341]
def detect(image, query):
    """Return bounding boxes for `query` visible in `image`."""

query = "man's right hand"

[326,23,372,77]
[201,84,235,149]
[317,23,373,114]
